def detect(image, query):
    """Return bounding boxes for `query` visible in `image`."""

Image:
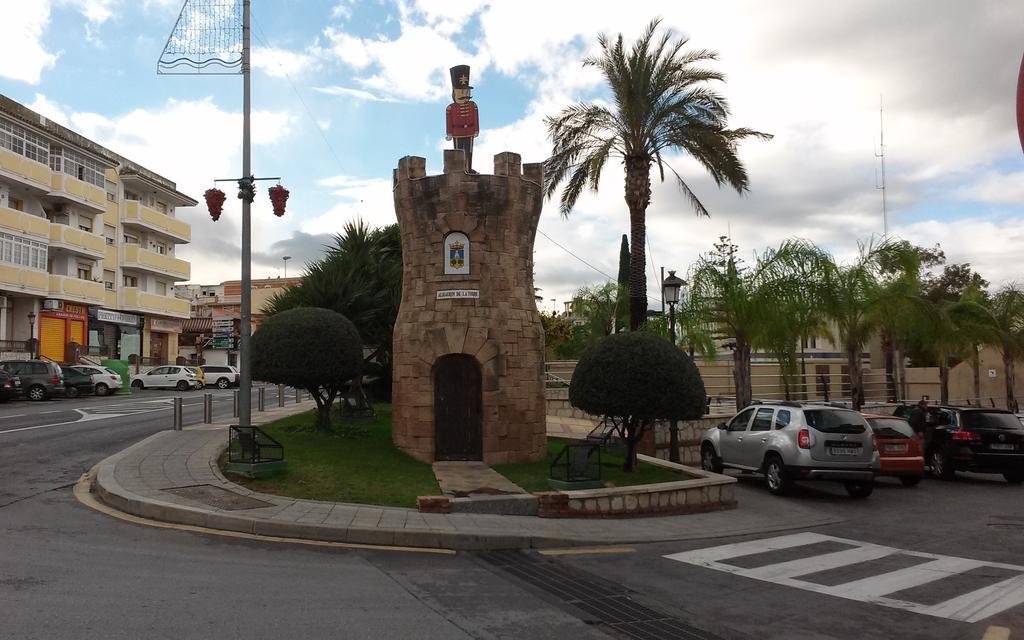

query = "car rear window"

[105,368,119,376]
[868,418,915,439]
[204,366,227,372]
[804,409,866,434]
[961,412,1024,431]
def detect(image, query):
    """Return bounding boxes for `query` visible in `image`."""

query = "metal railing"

[228,425,284,464]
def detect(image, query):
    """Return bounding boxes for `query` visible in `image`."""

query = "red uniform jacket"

[446,101,479,138]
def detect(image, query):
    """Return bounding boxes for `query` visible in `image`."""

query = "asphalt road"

[1,393,1022,639]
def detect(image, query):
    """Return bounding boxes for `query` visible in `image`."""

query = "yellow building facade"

[0,95,194,364]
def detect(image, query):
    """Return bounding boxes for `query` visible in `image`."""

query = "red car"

[864,414,925,486]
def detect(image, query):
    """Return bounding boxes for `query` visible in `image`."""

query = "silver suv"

[700,402,879,498]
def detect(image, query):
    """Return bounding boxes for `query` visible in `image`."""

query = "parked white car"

[130,366,201,391]
[200,365,240,389]
[71,365,124,396]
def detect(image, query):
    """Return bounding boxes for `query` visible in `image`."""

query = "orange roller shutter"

[40,317,65,362]
[69,320,84,345]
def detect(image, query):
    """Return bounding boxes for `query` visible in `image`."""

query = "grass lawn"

[227,405,440,508]
[493,440,691,493]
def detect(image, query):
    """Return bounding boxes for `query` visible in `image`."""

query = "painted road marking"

[538,546,636,556]
[665,532,1024,623]
[0,414,26,419]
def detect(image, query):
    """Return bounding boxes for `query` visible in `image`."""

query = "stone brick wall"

[392,150,547,464]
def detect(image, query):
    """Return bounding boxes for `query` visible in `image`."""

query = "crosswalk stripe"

[742,544,898,581]
[665,533,1024,622]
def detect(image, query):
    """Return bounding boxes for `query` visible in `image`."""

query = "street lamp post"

[551,298,556,315]
[27,311,36,358]
[282,255,291,278]
[662,270,686,463]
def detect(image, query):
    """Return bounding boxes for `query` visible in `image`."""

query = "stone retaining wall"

[534,456,736,518]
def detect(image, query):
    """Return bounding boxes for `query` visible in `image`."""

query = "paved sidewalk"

[90,404,844,550]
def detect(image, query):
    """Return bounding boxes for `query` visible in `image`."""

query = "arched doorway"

[434,354,482,460]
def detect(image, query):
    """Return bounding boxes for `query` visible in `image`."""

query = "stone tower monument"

[391,149,547,464]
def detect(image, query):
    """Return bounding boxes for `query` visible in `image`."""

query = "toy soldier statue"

[446,64,479,172]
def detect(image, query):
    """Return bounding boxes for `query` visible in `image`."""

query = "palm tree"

[544,19,770,330]
[983,286,1024,412]
[819,240,922,411]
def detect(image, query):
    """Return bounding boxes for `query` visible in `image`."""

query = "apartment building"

[0,95,195,364]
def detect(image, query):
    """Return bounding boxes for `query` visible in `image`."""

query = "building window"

[8,197,23,211]
[123,233,138,244]
[79,216,93,233]
[153,242,166,255]
[0,117,50,166]
[104,269,115,290]
[77,263,92,280]
[105,180,118,202]
[801,336,818,350]
[123,275,138,288]
[156,281,167,296]
[0,232,47,269]
[104,224,116,245]
[50,146,105,188]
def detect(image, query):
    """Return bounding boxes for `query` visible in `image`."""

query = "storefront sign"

[150,318,183,333]
[436,289,480,300]
[96,308,140,326]
[42,305,87,321]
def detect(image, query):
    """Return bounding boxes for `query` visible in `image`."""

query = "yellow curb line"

[538,546,636,556]
[982,627,1011,640]
[74,470,456,556]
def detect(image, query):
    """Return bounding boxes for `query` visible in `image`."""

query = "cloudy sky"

[2,0,1022,309]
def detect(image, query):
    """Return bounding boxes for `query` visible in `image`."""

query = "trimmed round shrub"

[569,332,706,421]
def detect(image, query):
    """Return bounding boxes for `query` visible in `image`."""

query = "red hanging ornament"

[204,188,227,221]
[268,184,289,217]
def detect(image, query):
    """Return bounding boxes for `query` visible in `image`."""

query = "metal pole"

[295,387,300,404]
[668,300,679,463]
[257,386,265,412]
[173,397,182,430]
[238,0,253,428]
[233,390,239,418]
[278,384,285,408]
[203,393,213,423]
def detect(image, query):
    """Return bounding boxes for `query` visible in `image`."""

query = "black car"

[59,365,95,399]
[894,405,1024,484]
[0,370,20,402]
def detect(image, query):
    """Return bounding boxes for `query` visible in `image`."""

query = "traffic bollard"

[203,393,213,423]
[258,386,265,412]
[295,387,300,404]
[173,397,183,430]
[233,390,239,418]
[278,384,285,408]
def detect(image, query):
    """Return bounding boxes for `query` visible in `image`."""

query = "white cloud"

[954,171,1024,205]
[252,46,319,78]
[314,86,398,103]
[303,176,396,235]
[27,93,69,126]
[0,2,58,84]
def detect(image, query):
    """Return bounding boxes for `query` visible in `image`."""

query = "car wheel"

[27,384,48,401]
[94,383,109,396]
[930,449,956,480]
[131,380,143,390]
[65,386,80,399]
[700,444,723,474]
[217,377,230,389]
[845,481,875,498]
[899,475,922,487]
[1004,472,1024,484]
[764,455,791,496]
[176,380,189,391]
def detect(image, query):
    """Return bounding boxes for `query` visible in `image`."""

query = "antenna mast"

[874,95,888,235]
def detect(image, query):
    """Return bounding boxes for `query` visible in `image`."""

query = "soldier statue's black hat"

[449,65,473,90]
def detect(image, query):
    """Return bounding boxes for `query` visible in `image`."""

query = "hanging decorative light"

[268,184,289,217]
[204,188,227,221]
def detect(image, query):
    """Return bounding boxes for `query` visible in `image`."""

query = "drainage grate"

[162,484,274,510]
[482,551,729,640]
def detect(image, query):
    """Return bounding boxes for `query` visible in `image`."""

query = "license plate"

[830,447,860,456]
[990,443,1016,451]
[883,444,907,453]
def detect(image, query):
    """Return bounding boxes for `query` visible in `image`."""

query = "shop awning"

[181,318,212,334]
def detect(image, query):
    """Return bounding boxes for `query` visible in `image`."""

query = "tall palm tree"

[544,19,770,330]
[984,286,1024,412]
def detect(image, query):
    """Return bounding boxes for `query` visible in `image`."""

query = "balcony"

[123,201,190,243]
[48,274,105,305]
[0,265,48,295]
[122,244,190,280]
[48,224,106,259]
[48,172,106,213]
[0,148,51,191]
[122,287,190,318]
[0,206,49,239]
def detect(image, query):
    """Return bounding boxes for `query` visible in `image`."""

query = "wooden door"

[434,354,482,460]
